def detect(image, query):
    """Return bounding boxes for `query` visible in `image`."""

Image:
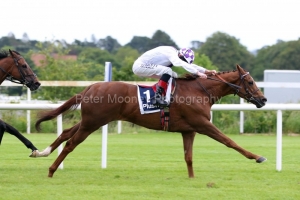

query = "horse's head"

[5,49,41,91]
[234,65,267,108]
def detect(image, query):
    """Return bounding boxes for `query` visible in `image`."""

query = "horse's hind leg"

[181,131,196,178]
[31,123,80,158]
[0,120,38,152]
[48,124,98,177]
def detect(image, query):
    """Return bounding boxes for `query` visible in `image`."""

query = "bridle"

[0,55,37,86]
[206,71,259,102]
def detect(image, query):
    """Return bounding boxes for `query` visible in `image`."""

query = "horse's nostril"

[29,81,41,91]
[262,98,267,103]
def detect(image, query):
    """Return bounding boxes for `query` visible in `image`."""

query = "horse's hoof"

[256,156,267,163]
[29,150,39,158]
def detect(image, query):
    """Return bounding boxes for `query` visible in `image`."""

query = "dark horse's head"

[234,65,267,108]
[0,49,40,91]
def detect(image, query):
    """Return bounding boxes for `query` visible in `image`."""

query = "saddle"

[137,78,176,131]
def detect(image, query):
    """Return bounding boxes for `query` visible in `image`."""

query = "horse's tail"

[35,85,92,132]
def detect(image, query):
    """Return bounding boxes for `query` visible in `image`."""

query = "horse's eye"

[22,64,27,68]
[248,81,253,85]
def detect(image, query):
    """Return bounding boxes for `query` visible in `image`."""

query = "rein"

[207,74,242,91]
[196,74,241,103]
[201,71,257,102]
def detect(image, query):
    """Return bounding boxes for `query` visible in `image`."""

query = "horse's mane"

[0,50,20,60]
[176,70,239,81]
[0,50,9,59]
[217,69,238,74]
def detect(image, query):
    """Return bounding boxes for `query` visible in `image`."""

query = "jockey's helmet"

[179,48,195,64]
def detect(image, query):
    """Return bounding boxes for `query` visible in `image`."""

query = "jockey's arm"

[191,64,206,73]
[168,56,198,74]
[191,64,216,75]
[205,69,217,75]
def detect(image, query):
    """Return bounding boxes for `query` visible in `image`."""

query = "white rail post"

[27,88,31,134]
[276,110,282,171]
[102,125,108,168]
[118,121,122,134]
[240,98,244,133]
[102,62,112,168]
[57,114,63,169]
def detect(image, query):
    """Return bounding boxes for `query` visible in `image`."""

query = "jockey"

[132,46,216,107]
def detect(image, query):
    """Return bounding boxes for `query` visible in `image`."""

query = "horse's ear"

[9,49,13,56]
[236,64,243,72]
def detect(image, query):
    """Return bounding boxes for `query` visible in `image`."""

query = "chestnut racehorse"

[0,49,40,155]
[34,65,267,178]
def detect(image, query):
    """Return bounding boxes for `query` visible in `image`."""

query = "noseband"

[234,71,259,102]
[0,56,37,86]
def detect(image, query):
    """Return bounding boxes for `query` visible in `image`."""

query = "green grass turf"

[0,132,299,200]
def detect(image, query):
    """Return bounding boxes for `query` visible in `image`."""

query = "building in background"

[264,70,300,103]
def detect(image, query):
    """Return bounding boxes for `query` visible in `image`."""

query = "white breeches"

[132,61,178,79]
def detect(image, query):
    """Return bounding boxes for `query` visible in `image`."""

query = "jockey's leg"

[132,62,174,107]
[152,73,171,107]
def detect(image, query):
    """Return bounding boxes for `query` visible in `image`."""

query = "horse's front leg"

[181,131,196,178]
[0,120,38,153]
[198,122,266,163]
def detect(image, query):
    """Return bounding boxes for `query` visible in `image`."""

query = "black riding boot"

[151,74,171,107]
[152,85,168,107]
